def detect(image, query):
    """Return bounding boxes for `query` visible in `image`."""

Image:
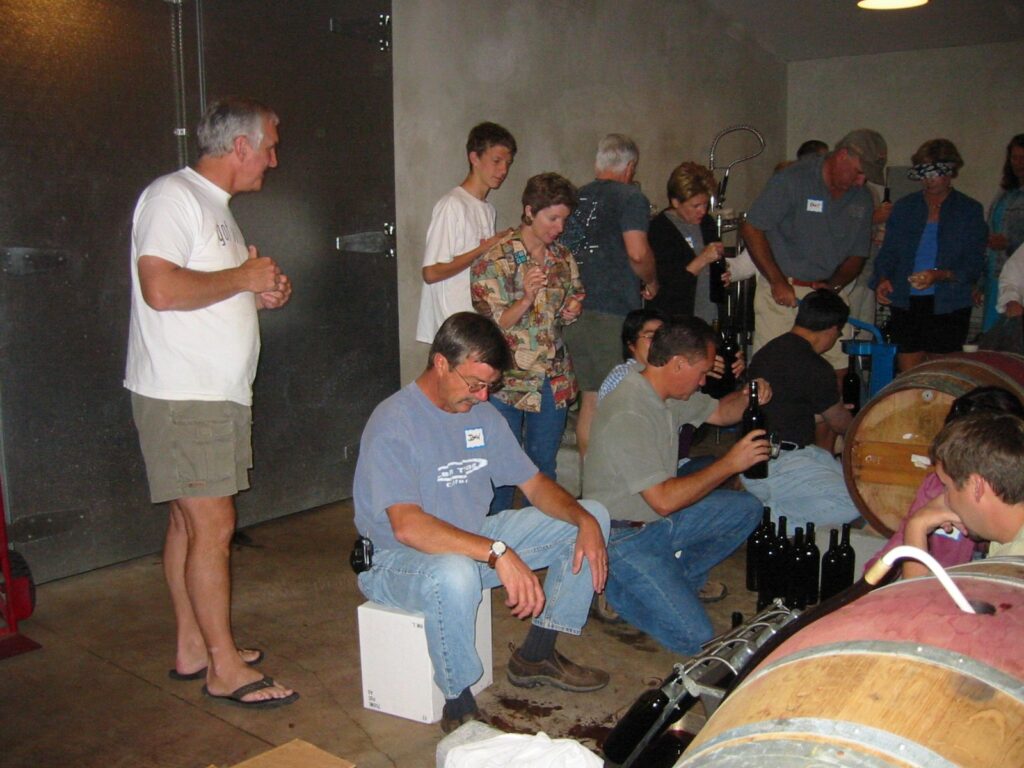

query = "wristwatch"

[487,540,508,568]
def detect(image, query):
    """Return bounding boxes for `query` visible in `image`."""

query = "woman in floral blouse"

[471,172,584,513]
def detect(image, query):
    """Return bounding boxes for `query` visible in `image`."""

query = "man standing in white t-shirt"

[415,122,517,342]
[124,97,296,708]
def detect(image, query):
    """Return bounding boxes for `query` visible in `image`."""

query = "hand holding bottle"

[727,429,771,475]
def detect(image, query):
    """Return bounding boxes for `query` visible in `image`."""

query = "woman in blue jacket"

[871,139,987,372]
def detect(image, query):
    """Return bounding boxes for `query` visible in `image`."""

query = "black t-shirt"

[749,333,837,447]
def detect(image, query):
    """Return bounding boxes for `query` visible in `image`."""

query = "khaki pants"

[752,273,852,370]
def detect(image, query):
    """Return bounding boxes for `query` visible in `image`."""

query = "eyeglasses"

[453,366,503,394]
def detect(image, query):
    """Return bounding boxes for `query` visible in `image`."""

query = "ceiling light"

[857,0,928,9]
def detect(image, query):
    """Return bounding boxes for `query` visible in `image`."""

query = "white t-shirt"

[124,167,260,406]
[997,241,1024,312]
[415,186,496,343]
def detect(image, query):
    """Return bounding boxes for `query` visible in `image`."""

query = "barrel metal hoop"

[742,640,1024,701]
[681,718,957,767]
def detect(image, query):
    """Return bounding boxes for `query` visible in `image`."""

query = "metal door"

[0,0,398,582]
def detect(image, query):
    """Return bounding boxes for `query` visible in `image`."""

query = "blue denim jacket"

[871,188,987,313]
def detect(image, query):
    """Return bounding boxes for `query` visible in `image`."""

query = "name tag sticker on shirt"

[465,428,485,449]
[806,199,824,213]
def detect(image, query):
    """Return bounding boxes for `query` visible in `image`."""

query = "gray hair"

[196,97,279,158]
[595,133,639,172]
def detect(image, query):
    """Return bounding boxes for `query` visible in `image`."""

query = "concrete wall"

[787,41,1024,207]
[393,0,787,382]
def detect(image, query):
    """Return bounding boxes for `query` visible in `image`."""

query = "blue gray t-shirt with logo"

[745,155,873,281]
[354,382,538,551]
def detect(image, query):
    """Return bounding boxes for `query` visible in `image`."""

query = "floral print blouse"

[470,230,585,412]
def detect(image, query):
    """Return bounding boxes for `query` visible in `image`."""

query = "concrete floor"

[0,495,759,768]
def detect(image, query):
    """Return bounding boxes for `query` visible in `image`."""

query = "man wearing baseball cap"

[741,129,887,375]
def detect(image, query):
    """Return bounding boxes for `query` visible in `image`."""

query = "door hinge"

[329,13,391,52]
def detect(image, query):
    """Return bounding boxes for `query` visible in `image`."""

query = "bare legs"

[163,495,293,703]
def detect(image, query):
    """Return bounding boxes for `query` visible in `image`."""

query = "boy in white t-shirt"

[415,122,517,342]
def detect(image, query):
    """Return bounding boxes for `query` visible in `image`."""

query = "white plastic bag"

[446,731,603,768]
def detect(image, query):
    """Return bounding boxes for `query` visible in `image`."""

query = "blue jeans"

[357,500,610,698]
[605,490,760,656]
[489,379,568,514]
[740,446,859,530]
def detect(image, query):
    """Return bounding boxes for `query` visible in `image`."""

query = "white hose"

[881,545,976,614]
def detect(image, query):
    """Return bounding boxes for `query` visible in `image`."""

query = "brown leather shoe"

[506,648,609,692]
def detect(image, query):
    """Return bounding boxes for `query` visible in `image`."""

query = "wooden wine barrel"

[842,352,1024,535]
[677,558,1024,767]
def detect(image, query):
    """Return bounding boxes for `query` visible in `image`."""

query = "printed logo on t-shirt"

[215,222,233,246]
[465,428,485,448]
[806,199,824,213]
[436,458,488,487]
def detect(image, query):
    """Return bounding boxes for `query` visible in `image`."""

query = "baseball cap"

[835,129,888,185]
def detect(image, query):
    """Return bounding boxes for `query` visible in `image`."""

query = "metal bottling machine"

[707,125,765,351]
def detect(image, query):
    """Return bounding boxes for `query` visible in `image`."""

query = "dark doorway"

[0,0,398,582]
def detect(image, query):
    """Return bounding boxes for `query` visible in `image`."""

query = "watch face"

[492,541,507,556]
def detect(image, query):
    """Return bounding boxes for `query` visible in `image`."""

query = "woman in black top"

[646,162,723,322]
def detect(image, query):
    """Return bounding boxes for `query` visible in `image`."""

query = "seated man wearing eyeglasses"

[353,312,611,733]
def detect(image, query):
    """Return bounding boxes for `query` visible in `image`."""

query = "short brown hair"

[646,317,716,367]
[428,312,512,372]
[912,138,964,178]
[522,173,577,221]
[466,122,517,159]
[932,413,1024,504]
[666,162,716,205]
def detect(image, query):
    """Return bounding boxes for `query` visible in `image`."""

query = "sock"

[442,686,477,720]
[518,625,557,662]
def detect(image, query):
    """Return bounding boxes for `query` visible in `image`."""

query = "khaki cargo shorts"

[131,393,252,504]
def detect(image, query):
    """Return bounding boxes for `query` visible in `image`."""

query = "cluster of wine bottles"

[745,509,856,609]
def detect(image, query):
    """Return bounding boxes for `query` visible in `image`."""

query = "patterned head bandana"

[907,162,956,180]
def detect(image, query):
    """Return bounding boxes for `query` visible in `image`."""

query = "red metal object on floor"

[0,475,40,660]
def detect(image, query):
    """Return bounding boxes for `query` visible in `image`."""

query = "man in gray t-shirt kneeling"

[354,312,611,733]
[584,317,769,655]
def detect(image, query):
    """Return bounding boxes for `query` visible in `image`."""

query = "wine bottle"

[635,729,696,768]
[803,521,820,605]
[602,675,695,764]
[709,251,727,304]
[842,354,861,417]
[776,515,792,586]
[786,526,807,610]
[741,380,768,479]
[702,327,738,399]
[745,506,771,591]
[838,522,856,590]
[756,520,780,610]
[819,529,843,601]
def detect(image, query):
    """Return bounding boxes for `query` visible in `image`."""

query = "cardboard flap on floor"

[209,739,355,768]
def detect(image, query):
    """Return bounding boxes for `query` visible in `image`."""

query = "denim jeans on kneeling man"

[605,489,760,656]
[357,500,610,699]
